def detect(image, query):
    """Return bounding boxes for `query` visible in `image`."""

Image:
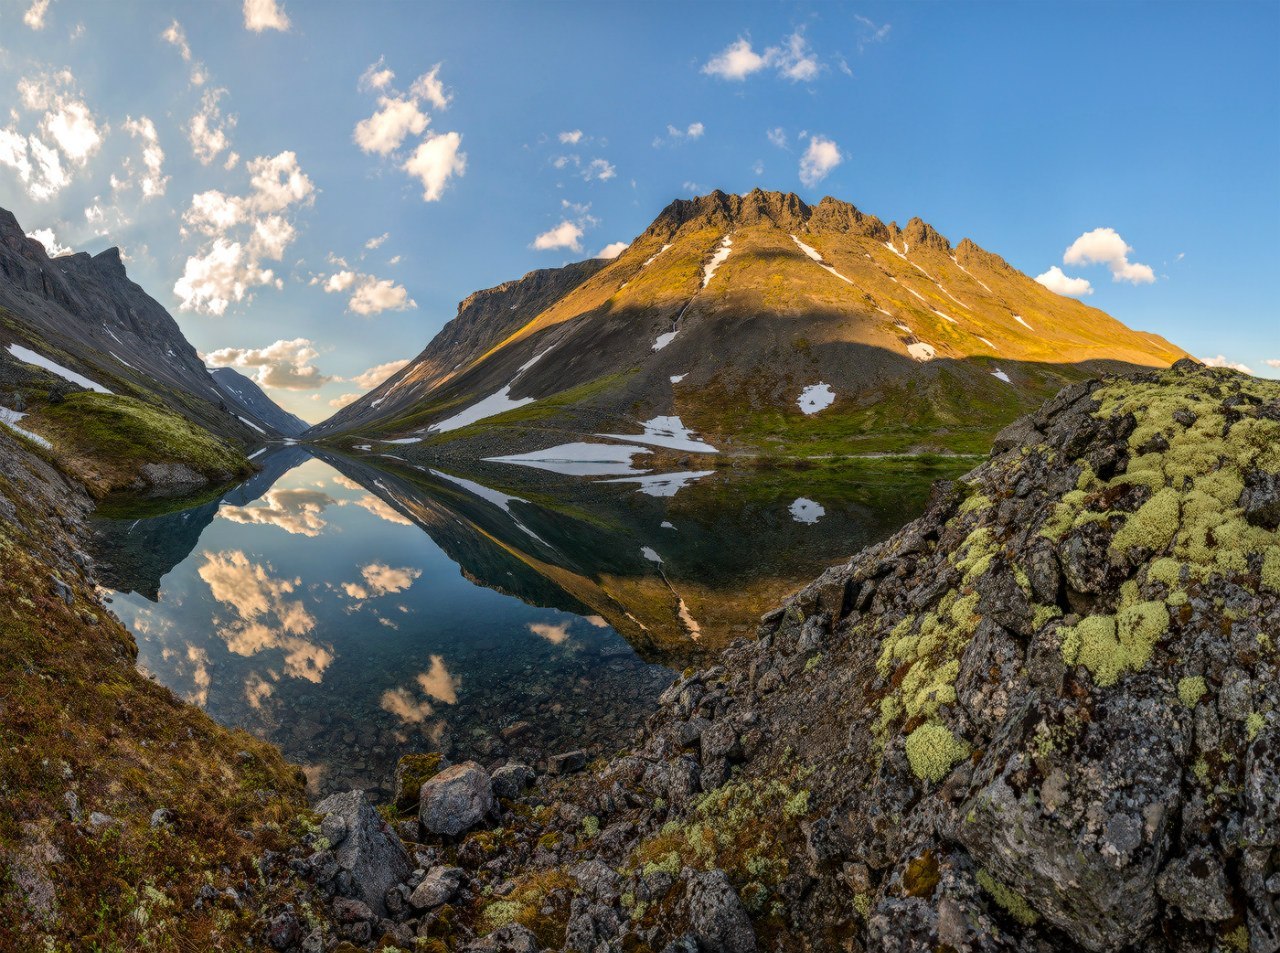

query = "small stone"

[87,812,115,832]
[149,807,174,829]
[500,721,532,742]
[408,866,464,909]
[547,750,587,775]
[332,896,375,923]
[267,909,301,950]
[49,575,73,605]
[491,762,535,800]
[684,868,756,953]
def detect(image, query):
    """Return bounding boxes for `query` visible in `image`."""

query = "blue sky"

[0,0,1276,421]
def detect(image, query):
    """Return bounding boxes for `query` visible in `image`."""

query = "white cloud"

[0,129,72,201]
[529,622,570,645]
[402,131,467,201]
[654,122,705,147]
[41,98,103,164]
[189,88,236,165]
[582,158,616,181]
[365,232,389,249]
[532,219,585,252]
[595,241,628,260]
[1264,359,1280,369]
[855,15,892,52]
[702,31,822,82]
[321,270,355,293]
[346,360,408,389]
[353,96,429,155]
[559,129,583,144]
[410,65,452,110]
[24,0,50,30]
[1063,227,1155,284]
[328,392,360,409]
[25,226,71,256]
[14,71,103,170]
[1200,355,1253,374]
[702,37,770,80]
[767,127,788,149]
[244,0,290,33]
[175,151,314,314]
[687,121,705,139]
[798,135,842,187]
[206,338,332,390]
[1034,265,1093,297]
[348,275,415,315]
[359,57,395,91]
[119,116,168,199]
[174,239,275,315]
[162,20,191,60]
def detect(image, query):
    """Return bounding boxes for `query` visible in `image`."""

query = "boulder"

[315,790,412,917]
[408,865,464,910]
[461,923,541,952]
[419,761,494,837]
[491,762,535,800]
[684,869,756,953]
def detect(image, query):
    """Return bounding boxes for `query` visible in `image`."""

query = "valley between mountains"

[2,191,1276,953]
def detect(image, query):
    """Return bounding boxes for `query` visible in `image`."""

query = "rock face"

[418,762,494,837]
[211,367,308,437]
[314,790,411,917]
[382,363,1279,953]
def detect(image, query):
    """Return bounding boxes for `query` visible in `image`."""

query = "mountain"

[0,206,288,442]
[211,367,309,437]
[305,189,1187,458]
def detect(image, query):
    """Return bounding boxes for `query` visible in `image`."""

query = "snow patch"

[1013,314,1034,331]
[237,415,267,435]
[642,243,672,268]
[597,415,717,453]
[486,442,652,476]
[379,436,424,445]
[798,383,835,415]
[603,470,715,497]
[789,498,825,524]
[669,373,687,384]
[991,369,1012,384]
[430,386,534,433]
[790,234,855,285]
[661,521,676,530]
[641,546,663,564]
[653,331,678,351]
[977,337,996,350]
[354,444,372,451]
[0,405,51,448]
[907,342,936,362]
[702,235,733,288]
[429,468,547,543]
[109,351,134,369]
[7,344,113,394]
[932,309,958,324]
[951,256,992,293]
[248,447,268,460]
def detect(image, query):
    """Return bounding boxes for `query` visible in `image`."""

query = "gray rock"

[564,896,621,952]
[491,762,535,800]
[461,923,541,952]
[87,811,116,832]
[315,789,412,917]
[419,761,494,836]
[547,749,588,775]
[409,865,464,909]
[1240,469,1280,529]
[149,807,173,829]
[684,869,756,953]
[49,574,73,605]
[1156,846,1233,922]
[321,811,347,847]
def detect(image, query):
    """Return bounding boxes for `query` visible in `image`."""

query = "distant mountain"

[211,367,308,438]
[308,189,1187,457]
[0,207,286,441]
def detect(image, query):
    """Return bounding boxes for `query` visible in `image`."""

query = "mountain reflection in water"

[90,447,961,799]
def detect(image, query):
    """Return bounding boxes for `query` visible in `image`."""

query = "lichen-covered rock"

[410,364,1280,953]
[314,789,412,917]
[418,761,494,837]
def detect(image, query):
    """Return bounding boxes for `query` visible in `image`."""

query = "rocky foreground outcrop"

[285,361,1280,952]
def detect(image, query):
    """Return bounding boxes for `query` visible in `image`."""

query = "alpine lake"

[87,445,968,800]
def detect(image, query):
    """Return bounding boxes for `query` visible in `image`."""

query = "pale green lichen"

[1061,601,1169,687]
[1032,604,1062,630]
[1111,487,1180,555]
[1247,712,1266,741]
[904,721,968,783]
[957,492,991,515]
[976,868,1040,926]
[1178,676,1207,707]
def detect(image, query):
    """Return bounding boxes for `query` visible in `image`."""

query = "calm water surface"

[89,447,960,799]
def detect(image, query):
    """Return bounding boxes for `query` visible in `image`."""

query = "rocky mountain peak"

[901,216,953,254]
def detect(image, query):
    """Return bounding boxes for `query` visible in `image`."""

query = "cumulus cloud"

[1062,227,1155,284]
[359,57,395,91]
[559,129,583,144]
[24,0,50,30]
[410,65,452,110]
[25,226,71,256]
[244,0,290,32]
[767,127,788,149]
[1034,265,1094,297]
[702,31,822,82]
[162,19,191,60]
[3,71,104,195]
[346,359,408,389]
[402,131,467,201]
[1200,355,1253,374]
[118,116,168,199]
[595,241,628,260]
[354,96,429,155]
[328,392,361,409]
[317,268,416,316]
[205,337,332,390]
[219,488,338,536]
[175,150,314,314]
[365,232,389,250]
[1266,359,1280,369]
[532,219,585,252]
[189,88,236,165]
[653,122,705,147]
[529,622,570,645]
[798,135,842,186]
[582,157,615,181]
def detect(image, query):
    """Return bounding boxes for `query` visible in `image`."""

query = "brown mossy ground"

[0,431,313,951]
